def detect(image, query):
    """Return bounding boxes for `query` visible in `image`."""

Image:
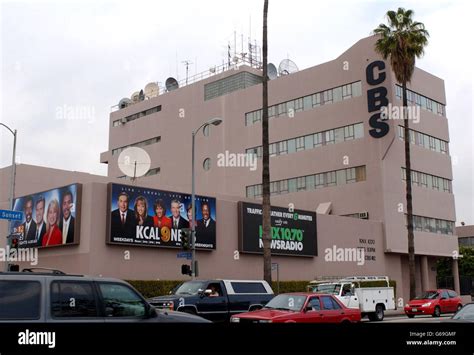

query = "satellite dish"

[131,91,140,102]
[165,77,179,92]
[118,98,132,109]
[144,82,159,98]
[117,147,151,179]
[278,59,299,76]
[268,63,278,80]
[138,89,145,101]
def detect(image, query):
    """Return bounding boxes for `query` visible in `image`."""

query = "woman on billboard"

[152,199,172,229]
[42,199,63,247]
[134,196,154,227]
[187,204,197,228]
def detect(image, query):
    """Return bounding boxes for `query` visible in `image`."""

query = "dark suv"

[0,269,209,323]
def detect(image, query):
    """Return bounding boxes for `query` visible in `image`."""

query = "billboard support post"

[1,123,17,272]
[191,118,223,279]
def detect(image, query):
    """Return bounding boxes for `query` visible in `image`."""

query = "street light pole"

[190,118,223,279]
[1,123,17,272]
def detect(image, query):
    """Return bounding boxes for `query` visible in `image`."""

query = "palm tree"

[373,8,429,300]
[262,0,272,284]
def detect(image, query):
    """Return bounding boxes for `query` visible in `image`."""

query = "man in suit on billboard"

[111,192,136,239]
[59,190,75,244]
[196,201,216,246]
[21,196,37,244]
[34,196,47,246]
[169,199,188,230]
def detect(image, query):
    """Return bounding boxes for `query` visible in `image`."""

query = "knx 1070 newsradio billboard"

[107,183,216,250]
[238,202,317,257]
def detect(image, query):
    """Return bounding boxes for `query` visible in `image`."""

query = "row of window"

[246,166,366,198]
[401,168,452,193]
[395,85,445,116]
[112,105,162,127]
[245,81,363,126]
[397,126,449,155]
[246,123,364,158]
[117,167,160,180]
[459,236,474,247]
[112,136,161,156]
[409,215,455,235]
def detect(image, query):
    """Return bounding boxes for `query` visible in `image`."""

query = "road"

[363,314,455,323]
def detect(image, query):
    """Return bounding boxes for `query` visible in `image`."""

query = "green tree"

[373,8,429,300]
[261,0,272,284]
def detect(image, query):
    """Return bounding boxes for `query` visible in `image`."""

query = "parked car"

[230,293,361,323]
[449,303,474,322]
[0,268,209,323]
[307,276,395,321]
[147,279,274,322]
[404,289,463,318]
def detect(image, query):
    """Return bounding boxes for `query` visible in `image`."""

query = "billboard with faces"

[11,184,82,248]
[106,183,216,250]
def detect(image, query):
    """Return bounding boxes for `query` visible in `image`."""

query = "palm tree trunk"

[402,82,416,300]
[262,0,272,285]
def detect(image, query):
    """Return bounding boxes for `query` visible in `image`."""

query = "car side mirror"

[304,306,313,313]
[204,289,212,296]
[147,305,157,318]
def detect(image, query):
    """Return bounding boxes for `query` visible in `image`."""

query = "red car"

[230,293,361,323]
[404,289,463,318]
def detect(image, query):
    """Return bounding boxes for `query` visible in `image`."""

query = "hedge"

[127,279,396,298]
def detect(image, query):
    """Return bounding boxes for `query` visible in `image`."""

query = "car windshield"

[310,284,341,295]
[264,294,306,312]
[174,281,206,295]
[452,304,474,321]
[414,291,439,300]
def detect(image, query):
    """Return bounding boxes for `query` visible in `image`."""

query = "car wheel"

[407,314,415,318]
[433,306,441,317]
[374,305,384,321]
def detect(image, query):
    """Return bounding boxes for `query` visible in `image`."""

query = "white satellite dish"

[268,63,278,80]
[144,82,159,98]
[165,77,179,92]
[278,59,299,76]
[117,147,151,179]
[131,91,140,102]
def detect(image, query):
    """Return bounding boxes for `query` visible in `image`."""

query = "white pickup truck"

[307,276,396,321]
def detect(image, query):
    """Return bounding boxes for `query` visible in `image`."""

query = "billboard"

[11,184,82,248]
[107,183,216,250]
[238,202,317,257]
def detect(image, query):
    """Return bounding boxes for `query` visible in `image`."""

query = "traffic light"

[181,264,191,276]
[11,236,19,250]
[181,228,191,250]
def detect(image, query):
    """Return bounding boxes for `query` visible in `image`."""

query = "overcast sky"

[0,0,472,224]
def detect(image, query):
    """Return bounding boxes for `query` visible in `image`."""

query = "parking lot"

[363,314,455,323]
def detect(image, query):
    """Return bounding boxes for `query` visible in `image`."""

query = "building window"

[346,168,356,183]
[303,96,312,111]
[270,181,279,196]
[355,166,366,182]
[269,143,278,157]
[312,93,321,107]
[326,171,336,187]
[315,173,324,188]
[296,177,306,191]
[203,124,210,137]
[279,141,288,155]
[296,137,305,152]
[313,132,323,147]
[332,87,342,102]
[325,130,335,144]
[203,158,211,171]
[344,125,355,140]
[323,89,333,104]
[280,180,289,194]
[351,82,362,97]
[342,84,352,99]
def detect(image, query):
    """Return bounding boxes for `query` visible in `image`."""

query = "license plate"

[412,308,418,312]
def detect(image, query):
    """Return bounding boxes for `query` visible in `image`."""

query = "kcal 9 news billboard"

[107,183,216,250]
[238,202,317,257]
[11,184,82,248]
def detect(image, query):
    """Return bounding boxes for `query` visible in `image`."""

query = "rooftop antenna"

[182,60,193,85]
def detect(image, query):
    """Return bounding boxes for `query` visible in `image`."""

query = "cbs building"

[0,36,462,303]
